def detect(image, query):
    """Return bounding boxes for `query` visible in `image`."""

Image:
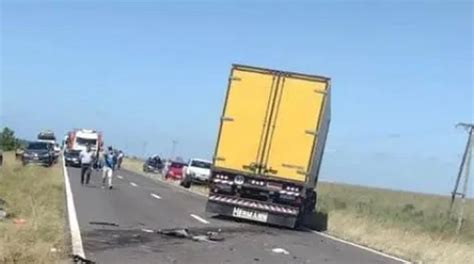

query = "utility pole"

[171,140,178,159]
[142,141,148,159]
[449,122,473,234]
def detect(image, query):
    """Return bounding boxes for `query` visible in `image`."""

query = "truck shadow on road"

[303,211,328,232]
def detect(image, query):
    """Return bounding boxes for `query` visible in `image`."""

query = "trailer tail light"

[280,185,301,196]
[250,179,265,186]
[285,186,300,192]
[213,174,234,185]
[215,174,229,180]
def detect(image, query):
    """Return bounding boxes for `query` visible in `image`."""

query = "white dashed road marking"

[151,193,162,200]
[117,175,123,179]
[190,214,210,224]
[130,182,138,187]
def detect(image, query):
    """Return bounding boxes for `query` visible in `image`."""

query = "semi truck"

[205,64,331,228]
[66,129,103,153]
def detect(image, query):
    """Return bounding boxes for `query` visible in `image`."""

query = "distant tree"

[0,127,18,151]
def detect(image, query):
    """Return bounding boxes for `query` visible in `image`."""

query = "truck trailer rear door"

[214,66,278,173]
[262,74,329,182]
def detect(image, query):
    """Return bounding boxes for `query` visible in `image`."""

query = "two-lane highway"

[67,167,405,264]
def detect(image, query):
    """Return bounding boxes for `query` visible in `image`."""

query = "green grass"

[0,152,67,264]
[316,182,474,242]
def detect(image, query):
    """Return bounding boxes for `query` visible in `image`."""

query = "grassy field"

[0,152,67,264]
[123,157,473,263]
[317,183,474,264]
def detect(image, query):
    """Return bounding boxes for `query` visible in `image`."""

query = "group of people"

[79,145,124,189]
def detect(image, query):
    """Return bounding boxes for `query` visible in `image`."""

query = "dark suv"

[64,149,81,167]
[22,141,54,167]
[143,156,164,173]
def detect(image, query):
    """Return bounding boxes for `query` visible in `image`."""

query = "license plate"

[232,207,268,223]
[33,156,39,160]
[267,182,283,190]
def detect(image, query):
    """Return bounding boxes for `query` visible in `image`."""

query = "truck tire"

[295,191,317,229]
[295,204,307,229]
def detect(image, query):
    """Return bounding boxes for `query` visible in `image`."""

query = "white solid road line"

[117,175,123,179]
[190,214,210,224]
[151,193,162,199]
[305,228,411,264]
[62,156,85,258]
[130,182,138,187]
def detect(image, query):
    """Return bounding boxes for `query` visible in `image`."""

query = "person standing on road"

[79,145,95,185]
[117,150,124,170]
[102,146,116,189]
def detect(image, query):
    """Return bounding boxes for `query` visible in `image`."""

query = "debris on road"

[158,228,190,238]
[191,235,215,243]
[89,221,120,227]
[157,227,225,243]
[72,254,96,264]
[272,248,290,255]
[206,231,225,241]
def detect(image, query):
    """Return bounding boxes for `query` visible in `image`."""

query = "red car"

[165,161,187,180]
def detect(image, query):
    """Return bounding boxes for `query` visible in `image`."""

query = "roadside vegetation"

[123,157,473,264]
[317,182,474,264]
[0,152,67,263]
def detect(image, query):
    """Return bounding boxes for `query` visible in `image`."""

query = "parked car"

[185,159,211,183]
[22,141,54,167]
[53,143,61,157]
[15,147,24,160]
[0,150,3,166]
[143,155,164,173]
[64,149,81,167]
[165,161,187,180]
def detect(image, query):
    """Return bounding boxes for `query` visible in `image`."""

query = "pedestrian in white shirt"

[79,145,95,185]
[101,146,116,189]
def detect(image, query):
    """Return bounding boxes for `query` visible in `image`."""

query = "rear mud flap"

[206,200,297,228]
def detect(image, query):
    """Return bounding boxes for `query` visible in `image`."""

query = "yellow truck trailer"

[205,64,331,228]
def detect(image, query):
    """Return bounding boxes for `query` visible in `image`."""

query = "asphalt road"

[67,167,404,264]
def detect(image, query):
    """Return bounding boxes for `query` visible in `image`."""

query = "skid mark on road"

[190,214,210,224]
[130,182,138,187]
[151,193,162,200]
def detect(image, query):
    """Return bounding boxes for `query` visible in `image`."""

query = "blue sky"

[1,1,472,195]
